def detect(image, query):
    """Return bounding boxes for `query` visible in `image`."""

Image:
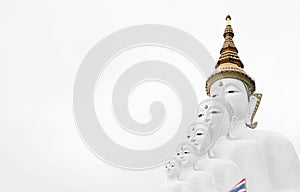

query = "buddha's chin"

[165,169,171,175]
[166,172,177,178]
[179,158,187,163]
[191,140,198,146]
[181,159,191,165]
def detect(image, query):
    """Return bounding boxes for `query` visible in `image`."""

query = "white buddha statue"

[205,15,300,191]
[176,142,218,192]
[186,122,243,192]
[158,159,189,192]
[185,122,210,152]
[197,98,273,192]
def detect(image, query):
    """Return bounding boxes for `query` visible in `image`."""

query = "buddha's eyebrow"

[210,86,220,94]
[208,106,223,112]
[224,82,242,91]
[197,108,205,114]
[196,128,206,132]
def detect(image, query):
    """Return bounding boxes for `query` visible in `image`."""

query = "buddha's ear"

[227,115,238,140]
[199,134,212,155]
[246,93,262,129]
[231,115,238,125]
[199,128,214,155]
[246,95,257,124]
[193,155,200,170]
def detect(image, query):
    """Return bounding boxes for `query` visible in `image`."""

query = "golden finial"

[226,15,231,26]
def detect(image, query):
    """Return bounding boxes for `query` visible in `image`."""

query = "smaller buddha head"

[209,79,262,128]
[176,142,198,169]
[197,98,237,140]
[186,122,208,150]
[209,79,249,122]
[164,158,182,179]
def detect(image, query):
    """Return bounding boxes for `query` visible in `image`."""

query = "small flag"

[229,178,246,192]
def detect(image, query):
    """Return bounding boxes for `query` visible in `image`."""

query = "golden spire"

[206,15,255,96]
[216,15,244,69]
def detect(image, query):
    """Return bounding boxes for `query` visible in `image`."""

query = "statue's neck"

[218,126,229,137]
[167,176,179,182]
[181,165,195,173]
[212,135,227,151]
[232,119,248,133]
[218,135,228,140]
[198,152,209,160]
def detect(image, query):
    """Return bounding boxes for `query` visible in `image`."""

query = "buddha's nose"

[219,88,225,98]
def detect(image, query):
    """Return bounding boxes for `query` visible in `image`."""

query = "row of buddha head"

[164,98,233,179]
[164,77,262,179]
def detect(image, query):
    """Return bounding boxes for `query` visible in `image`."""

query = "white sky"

[1,0,300,191]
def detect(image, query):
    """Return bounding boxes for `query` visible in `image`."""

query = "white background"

[1,0,300,191]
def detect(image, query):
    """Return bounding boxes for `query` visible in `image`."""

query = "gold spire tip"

[226,15,231,25]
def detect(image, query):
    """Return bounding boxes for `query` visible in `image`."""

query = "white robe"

[211,136,273,192]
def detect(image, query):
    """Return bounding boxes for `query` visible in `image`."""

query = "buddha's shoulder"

[236,129,293,147]
[216,138,261,150]
[247,129,291,141]
[200,158,237,167]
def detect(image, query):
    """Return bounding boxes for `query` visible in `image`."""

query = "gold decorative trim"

[206,68,256,96]
[246,93,262,129]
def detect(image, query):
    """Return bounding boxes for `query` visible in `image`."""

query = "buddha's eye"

[165,166,168,168]
[177,153,180,156]
[171,165,174,167]
[212,94,218,98]
[187,135,191,138]
[198,114,204,118]
[211,110,220,114]
[227,90,238,94]
[197,132,203,136]
[184,151,190,154]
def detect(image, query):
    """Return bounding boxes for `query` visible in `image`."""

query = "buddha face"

[198,100,232,138]
[186,123,208,148]
[164,159,180,179]
[177,145,196,167]
[186,124,196,141]
[191,127,207,149]
[210,78,249,121]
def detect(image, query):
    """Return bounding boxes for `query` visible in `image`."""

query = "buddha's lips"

[208,122,214,127]
[180,157,187,162]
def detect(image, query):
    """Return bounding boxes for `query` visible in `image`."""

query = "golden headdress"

[206,15,256,96]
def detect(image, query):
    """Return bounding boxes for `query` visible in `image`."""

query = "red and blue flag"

[229,178,246,192]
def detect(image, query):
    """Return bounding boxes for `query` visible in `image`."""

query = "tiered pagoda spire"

[216,15,244,69]
[206,15,256,96]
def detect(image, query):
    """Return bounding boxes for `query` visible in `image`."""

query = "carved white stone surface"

[196,155,242,192]
[209,78,300,191]
[177,143,218,192]
[198,99,273,192]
